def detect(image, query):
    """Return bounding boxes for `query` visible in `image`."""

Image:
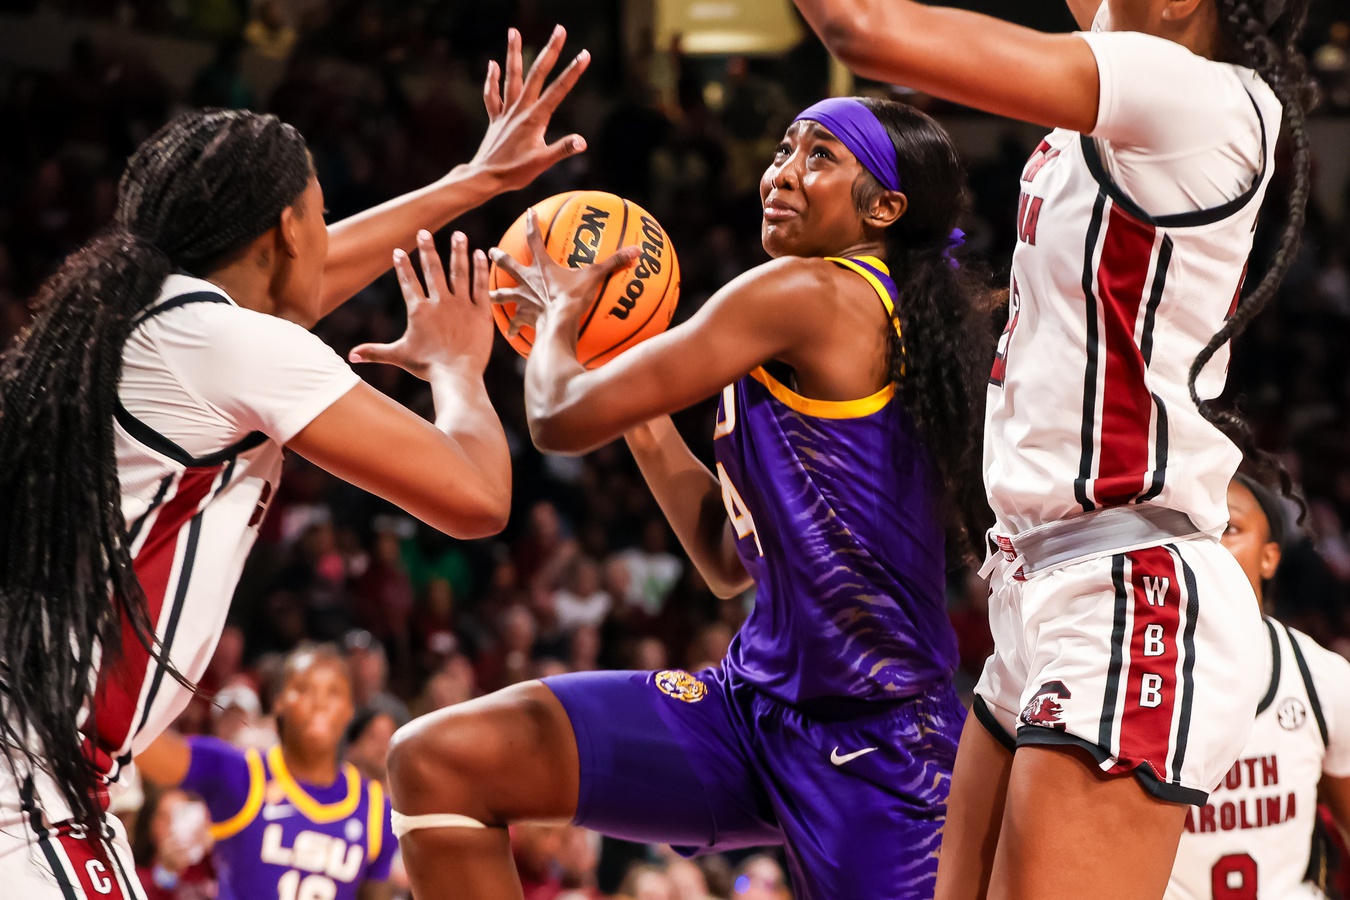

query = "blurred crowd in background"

[1,0,1349,896]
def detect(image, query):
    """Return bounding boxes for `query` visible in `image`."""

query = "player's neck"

[281,743,340,787]
[830,239,886,262]
[200,237,283,317]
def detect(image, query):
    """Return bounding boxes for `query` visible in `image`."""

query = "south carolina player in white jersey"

[794,0,1317,896]
[0,28,590,898]
[1167,474,1350,900]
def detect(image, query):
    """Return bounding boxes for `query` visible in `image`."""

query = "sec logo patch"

[655,670,707,703]
[1277,697,1307,731]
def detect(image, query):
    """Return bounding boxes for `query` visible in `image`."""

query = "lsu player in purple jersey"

[137,647,397,900]
[384,98,995,899]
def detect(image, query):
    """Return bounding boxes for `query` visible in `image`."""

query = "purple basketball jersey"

[713,256,959,706]
[182,737,396,900]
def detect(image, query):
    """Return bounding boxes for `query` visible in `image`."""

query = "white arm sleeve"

[1073,29,1271,215]
[1077,30,1259,153]
[1294,634,1350,778]
[170,305,361,445]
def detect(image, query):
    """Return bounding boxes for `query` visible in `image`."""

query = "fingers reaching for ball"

[487,191,681,369]
[350,231,495,378]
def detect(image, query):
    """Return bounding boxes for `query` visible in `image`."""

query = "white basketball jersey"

[1167,620,1350,899]
[984,26,1282,538]
[23,274,359,818]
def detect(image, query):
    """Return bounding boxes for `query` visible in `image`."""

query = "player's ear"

[865,190,907,229]
[1160,0,1204,21]
[1260,541,1281,583]
[277,205,301,259]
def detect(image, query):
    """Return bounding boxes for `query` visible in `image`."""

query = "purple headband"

[794,97,901,192]
[793,97,965,269]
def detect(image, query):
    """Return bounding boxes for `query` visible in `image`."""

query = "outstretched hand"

[489,211,640,339]
[350,230,494,379]
[469,25,591,193]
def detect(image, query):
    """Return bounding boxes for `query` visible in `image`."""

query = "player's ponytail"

[0,109,310,845]
[1192,0,1316,509]
[857,99,996,562]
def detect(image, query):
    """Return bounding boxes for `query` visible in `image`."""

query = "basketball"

[490,190,680,369]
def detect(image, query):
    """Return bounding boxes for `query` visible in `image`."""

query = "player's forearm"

[319,164,504,317]
[626,418,752,599]
[426,363,511,530]
[524,304,614,455]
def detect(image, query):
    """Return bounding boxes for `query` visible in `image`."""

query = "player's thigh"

[767,682,963,900]
[387,679,582,824]
[544,668,779,850]
[934,704,1015,900]
[993,742,1187,900]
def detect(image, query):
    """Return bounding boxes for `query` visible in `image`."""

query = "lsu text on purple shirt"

[182,737,396,900]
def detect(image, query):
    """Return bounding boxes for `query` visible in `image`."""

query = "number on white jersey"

[1210,852,1257,900]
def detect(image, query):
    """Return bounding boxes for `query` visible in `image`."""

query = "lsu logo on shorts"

[655,670,707,703]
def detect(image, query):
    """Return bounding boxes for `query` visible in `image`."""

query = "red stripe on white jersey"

[54,828,132,898]
[1114,545,1183,782]
[90,465,221,770]
[1093,205,1157,506]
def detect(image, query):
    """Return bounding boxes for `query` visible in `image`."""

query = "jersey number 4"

[714,385,763,556]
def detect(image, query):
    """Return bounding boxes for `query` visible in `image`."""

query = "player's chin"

[760,222,802,259]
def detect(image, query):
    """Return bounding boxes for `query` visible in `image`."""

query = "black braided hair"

[855,99,996,562]
[0,109,310,846]
[1193,0,1316,509]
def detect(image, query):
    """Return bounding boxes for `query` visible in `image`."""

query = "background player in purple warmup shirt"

[138,646,397,900]
[385,97,995,900]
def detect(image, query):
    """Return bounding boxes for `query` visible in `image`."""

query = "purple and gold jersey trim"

[366,781,385,861]
[267,745,362,823]
[826,255,901,339]
[748,368,894,419]
[210,748,265,841]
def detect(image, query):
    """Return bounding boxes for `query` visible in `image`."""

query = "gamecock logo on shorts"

[655,670,707,703]
[1020,681,1072,731]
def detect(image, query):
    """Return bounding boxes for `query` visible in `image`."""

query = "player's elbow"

[449,506,510,541]
[428,483,510,539]
[813,0,877,66]
[528,409,594,457]
[704,562,754,600]
[708,576,751,601]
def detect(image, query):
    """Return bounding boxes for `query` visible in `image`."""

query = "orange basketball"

[490,190,680,369]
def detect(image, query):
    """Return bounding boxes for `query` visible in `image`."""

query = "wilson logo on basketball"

[610,216,666,321]
[566,206,609,267]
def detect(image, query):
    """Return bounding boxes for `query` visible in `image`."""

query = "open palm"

[470,25,592,193]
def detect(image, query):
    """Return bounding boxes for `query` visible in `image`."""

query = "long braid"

[1191,0,1315,506]
[0,109,310,846]
[857,99,997,563]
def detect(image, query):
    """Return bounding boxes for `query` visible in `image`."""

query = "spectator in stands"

[130,786,216,900]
